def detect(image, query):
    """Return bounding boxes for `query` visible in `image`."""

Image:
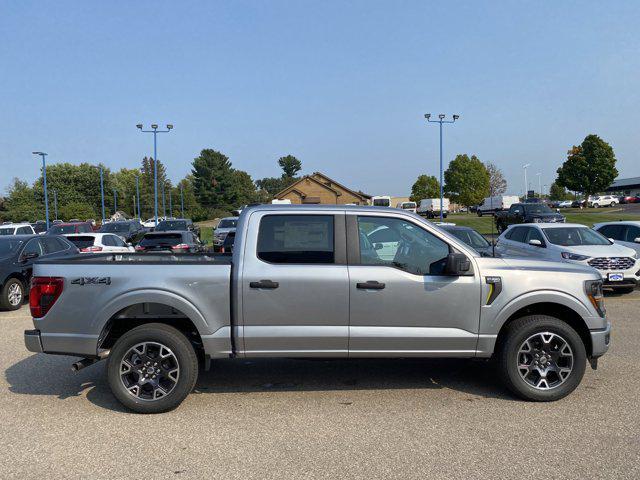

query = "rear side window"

[17,226,32,234]
[42,237,68,254]
[102,235,115,246]
[257,215,334,264]
[68,236,95,249]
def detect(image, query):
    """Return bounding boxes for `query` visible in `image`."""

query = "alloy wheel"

[517,332,573,390]
[119,342,180,401]
[7,283,22,307]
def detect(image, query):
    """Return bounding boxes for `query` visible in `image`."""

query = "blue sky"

[1,1,639,197]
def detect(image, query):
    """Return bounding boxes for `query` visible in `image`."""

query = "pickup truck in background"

[24,205,609,413]
[495,202,565,233]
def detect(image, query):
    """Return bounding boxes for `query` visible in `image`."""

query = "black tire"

[477,210,483,217]
[0,278,25,311]
[497,315,586,401]
[107,323,198,413]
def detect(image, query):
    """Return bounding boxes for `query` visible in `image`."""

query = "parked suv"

[47,222,94,235]
[588,195,618,208]
[496,223,639,292]
[494,203,565,233]
[154,218,200,238]
[593,221,640,256]
[0,223,36,235]
[98,220,146,244]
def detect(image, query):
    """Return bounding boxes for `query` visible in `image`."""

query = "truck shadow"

[5,355,515,412]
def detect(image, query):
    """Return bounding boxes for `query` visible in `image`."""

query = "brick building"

[274,172,371,205]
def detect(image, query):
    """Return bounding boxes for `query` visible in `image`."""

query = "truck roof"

[243,204,404,214]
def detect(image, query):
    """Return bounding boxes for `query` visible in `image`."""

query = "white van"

[396,201,417,213]
[477,195,520,216]
[271,199,292,205]
[417,198,450,218]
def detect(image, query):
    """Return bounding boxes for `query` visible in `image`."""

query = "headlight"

[585,279,606,317]
[561,252,590,261]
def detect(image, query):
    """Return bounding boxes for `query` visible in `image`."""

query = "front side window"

[21,239,43,257]
[525,227,545,245]
[597,224,624,240]
[357,216,449,275]
[257,215,334,264]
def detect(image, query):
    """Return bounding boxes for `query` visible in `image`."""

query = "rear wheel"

[107,323,198,413]
[477,210,483,217]
[0,278,24,311]
[497,315,586,401]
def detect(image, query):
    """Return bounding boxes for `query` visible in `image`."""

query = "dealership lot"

[1,294,639,479]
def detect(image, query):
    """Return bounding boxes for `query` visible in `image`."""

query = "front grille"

[588,257,635,271]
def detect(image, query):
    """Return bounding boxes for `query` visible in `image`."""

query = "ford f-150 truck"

[24,205,610,413]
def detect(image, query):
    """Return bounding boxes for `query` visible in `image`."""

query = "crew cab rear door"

[240,211,349,356]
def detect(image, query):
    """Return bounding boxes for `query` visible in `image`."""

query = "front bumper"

[590,322,611,357]
[24,329,43,353]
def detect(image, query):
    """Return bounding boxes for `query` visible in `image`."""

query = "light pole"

[424,114,459,221]
[32,152,49,229]
[180,185,184,218]
[53,189,58,220]
[113,189,118,215]
[169,188,173,218]
[136,123,173,227]
[536,172,542,197]
[135,175,141,220]
[523,163,531,199]
[161,182,166,218]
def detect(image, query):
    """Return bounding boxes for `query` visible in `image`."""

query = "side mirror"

[20,252,39,262]
[634,237,640,244]
[556,208,560,213]
[608,238,615,243]
[444,252,471,276]
[529,239,543,247]
[374,243,383,250]
[127,242,133,247]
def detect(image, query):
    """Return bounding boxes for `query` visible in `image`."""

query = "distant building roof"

[606,177,640,191]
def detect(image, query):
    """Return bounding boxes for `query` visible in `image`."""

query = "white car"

[142,217,166,229]
[495,222,639,292]
[557,200,573,208]
[0,223,36,235]
[593,221,640,256]
[588,195,618,208]
[64,233,135,253]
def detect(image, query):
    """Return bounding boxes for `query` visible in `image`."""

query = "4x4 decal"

[70,277,111,286]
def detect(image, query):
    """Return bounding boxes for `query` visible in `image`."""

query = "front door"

[241,212,349,356]
[347,214,481,357]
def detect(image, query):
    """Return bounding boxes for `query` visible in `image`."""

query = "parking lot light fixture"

[135,176,141,220]
[523,164,531,198]
[424,114,459,221]
[136,123,174,227]
[113,189,118,214]
[180,185,184,218]
[32,152,50,229]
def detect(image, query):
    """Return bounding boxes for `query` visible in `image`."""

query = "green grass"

[441,208,640,235]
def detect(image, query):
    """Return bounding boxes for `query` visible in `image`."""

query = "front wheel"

[497,315,586,401]
[107,323,198,413]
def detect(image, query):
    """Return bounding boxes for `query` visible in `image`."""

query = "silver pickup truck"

[24,205,611,413]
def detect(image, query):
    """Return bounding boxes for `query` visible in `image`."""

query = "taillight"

[135,245,145,251]
[171,244,190,251]
[30,277,64,318]
[80,246,103,252]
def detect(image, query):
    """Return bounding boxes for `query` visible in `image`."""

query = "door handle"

[250,279,279,289]
[356,281,385,290]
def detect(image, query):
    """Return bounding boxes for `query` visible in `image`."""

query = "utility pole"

[424,114,459,221]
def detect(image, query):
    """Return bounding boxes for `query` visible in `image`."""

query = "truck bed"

[36,252,232,265]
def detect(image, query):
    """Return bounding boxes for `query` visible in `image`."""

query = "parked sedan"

[439,225,496,257]
[135,231,205,253]
[496,223,639,292]
[0,235,78,310]
[557,200,573,208]
[619,196,640,204]
[593,221,640,256]
[98,220,146,244]
[65,233,135,253]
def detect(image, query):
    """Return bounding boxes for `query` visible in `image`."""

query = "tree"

[409,175,440,202]
[139,157,169,219]
[486,162,507,195]
[556,134,618,198]
[549,182,571,201]
[191,149,258,209]
[444,154,490,207]
[278,155,302,178]
[2,178,40,222]
[59,201,97,221]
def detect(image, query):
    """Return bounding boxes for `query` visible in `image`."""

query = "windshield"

[373,198,390,207]
[448,228,490,249]
[156,220,188,231]
[100,223,130,233]
[524,204,554,215]
[0,228,15,235]
[401,202,417,209]
[543,227,611,246]
[0,238,23,256]
[217,219,237,228]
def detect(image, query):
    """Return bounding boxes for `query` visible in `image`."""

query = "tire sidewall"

[501,316,587,401]
[107,324,198,413]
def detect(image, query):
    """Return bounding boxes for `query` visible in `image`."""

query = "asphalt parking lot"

[1,293,639,480]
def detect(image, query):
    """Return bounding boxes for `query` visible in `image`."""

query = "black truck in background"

[495,203,566,233]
